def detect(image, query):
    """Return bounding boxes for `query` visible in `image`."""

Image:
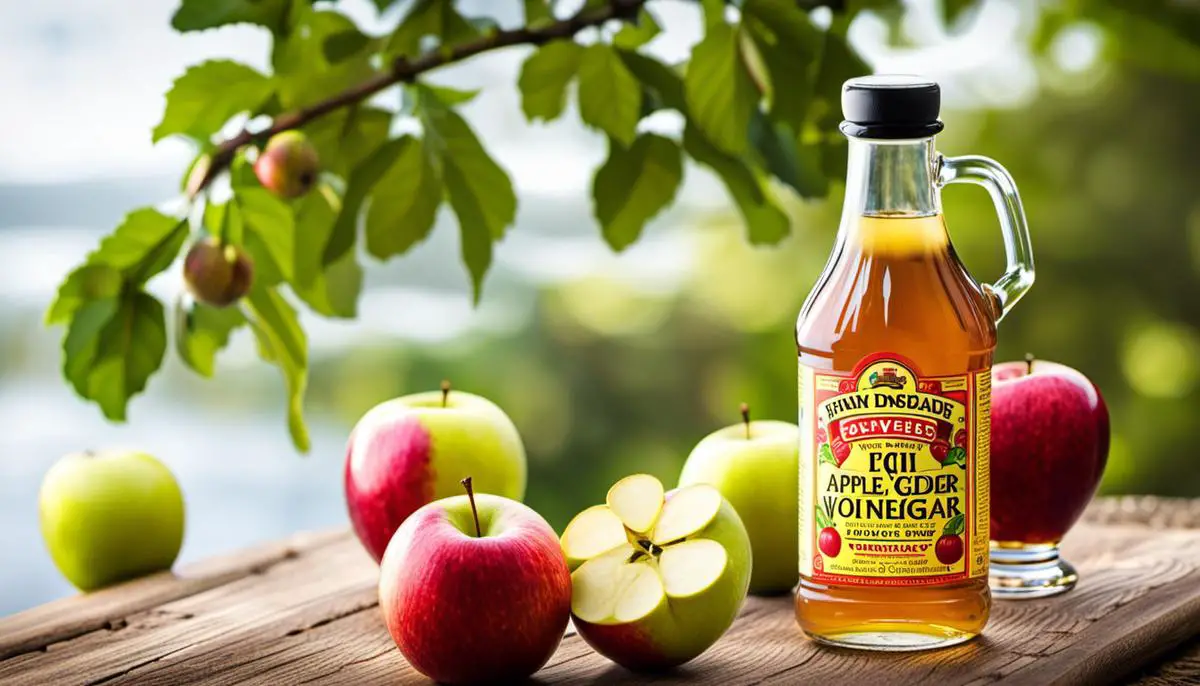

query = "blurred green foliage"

[286,3,1200,529]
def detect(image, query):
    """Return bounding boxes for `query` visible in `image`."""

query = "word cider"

[794,76,1035,652]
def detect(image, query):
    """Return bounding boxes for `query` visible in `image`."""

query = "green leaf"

[686,23,759,155]
[944,446,967,469]
[47,208,187,326]
[577,44,642,147]
[386,0,480,59]
[818,443,836,466]
[811,26,871,129]
[324,27,375,64]
[274,9,377,109]
[93,208,188,279]
[154,60,272,144]
[814,506,833,530]
[943,512,966,536]
[942,0,977,30]
[303,106,392,177]
[293,187,363,318]
[592,134,683,251]
[618,51,687,113]
[325,137,408,265]
[750,114,828,198]
[236,188,296,286]
[175,296,246,377]
[420,95,517,241]
[518,40,584,123]
[524,0,554,27]
[245,287,311,452]
[684,126,790,244]
[45,265,123,326]
[365,136,442,260]
[742,0,823,127]
[64,292,167,422]
[613,8,661,49]
[171,0,291,33]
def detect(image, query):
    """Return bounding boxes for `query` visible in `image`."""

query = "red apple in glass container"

[990,356,1110,544]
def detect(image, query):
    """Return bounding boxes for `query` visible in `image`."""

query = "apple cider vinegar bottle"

[794,76,1034,650]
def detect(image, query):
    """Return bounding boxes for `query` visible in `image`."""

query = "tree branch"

[190,0,647,197]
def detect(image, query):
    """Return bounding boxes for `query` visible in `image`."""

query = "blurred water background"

[2,0,1198,615]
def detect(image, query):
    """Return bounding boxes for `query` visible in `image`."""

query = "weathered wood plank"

[1130,638,1200,685]
[0,533,372,685]
[0,529,345,662]
[2,499,1198,685]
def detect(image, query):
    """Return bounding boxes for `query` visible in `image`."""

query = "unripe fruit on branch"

[254,131,320,199]
[183,238,254,307]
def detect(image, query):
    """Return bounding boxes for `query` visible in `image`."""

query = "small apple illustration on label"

[815,507,840,558]
[379,478,570,684]
[344,382,527,562]
[560,474,752,671]
[935,513,966,565]
[678,404,800,595]
[838,379,857,394]
[954,429,968,448]
[39,450,185,591]
[930,438,950,463]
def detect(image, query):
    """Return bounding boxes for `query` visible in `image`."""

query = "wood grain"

[0,498,1197,685]
[0,529,345,662]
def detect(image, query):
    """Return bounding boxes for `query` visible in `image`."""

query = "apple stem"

[740,402,751,440]
[460,477,482,538]
[1024,353,1035,375]
[441,380,451,408]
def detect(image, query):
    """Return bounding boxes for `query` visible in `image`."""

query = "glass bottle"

[794,75,1034,651]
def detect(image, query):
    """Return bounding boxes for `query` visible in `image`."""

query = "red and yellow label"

[799,353,990,586]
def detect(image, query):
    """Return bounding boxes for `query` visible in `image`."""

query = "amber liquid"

[794,213,997,649]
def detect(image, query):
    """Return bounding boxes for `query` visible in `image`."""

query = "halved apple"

[560,474,752,671]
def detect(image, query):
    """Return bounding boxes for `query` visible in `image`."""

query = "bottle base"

[806,624,979,652]
[989,543,1078,599]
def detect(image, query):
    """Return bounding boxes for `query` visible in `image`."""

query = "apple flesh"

[561,474,752,671]
[254,131,320,199]
[379,483,571,684]
[991,358,1110,543]
[344,384,527,562]
[40,450,185,591]
[678,409,800,594]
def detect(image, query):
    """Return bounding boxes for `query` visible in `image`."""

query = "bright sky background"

[0,0,1048,188]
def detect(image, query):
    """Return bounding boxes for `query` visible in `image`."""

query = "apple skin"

[379,493,571,685]
[991,359,1110,543]
[572,494,752,672]
[678,420,799,595]
[183,238,254,307]
[344,390,527,562]
[39,451,185,591]
[254,131,319,199]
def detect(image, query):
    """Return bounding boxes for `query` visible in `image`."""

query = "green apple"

[679,405,799,595]
[561,474,751,671]
[345,382,527,561]
[39,450,185,591]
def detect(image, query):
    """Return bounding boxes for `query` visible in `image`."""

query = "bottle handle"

[937,155,1035,322]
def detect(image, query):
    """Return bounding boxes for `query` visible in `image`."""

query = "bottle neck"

[842,137,940,219]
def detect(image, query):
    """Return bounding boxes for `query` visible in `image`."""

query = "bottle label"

[798,353,989,586]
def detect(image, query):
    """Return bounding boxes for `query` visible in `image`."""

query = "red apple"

[991,357,1110,543]
[379,479,571,685]
[818,527,841,557]
[344,382,526,562]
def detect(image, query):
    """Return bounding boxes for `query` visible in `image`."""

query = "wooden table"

[2,497,1198,685]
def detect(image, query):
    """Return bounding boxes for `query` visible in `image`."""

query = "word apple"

[254,131,319,198]
[991,356,1110,543]
[344,382,526,561]
[183,238,254,307]
[379,478,570,684]
[560,474,751,671]
[40,450,185,591]
[678,404,800,594]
